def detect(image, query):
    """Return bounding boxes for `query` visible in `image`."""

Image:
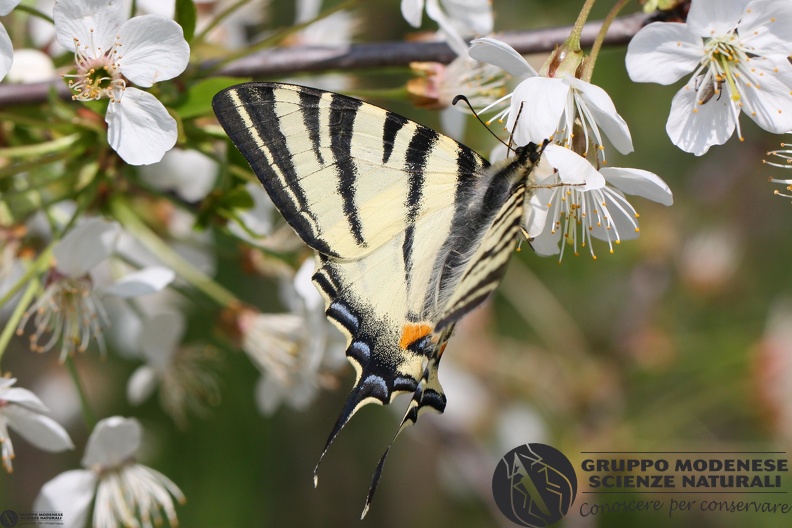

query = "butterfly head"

[514,140,546,167]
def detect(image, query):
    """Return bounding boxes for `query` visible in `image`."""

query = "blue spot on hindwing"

[327,300,359,333]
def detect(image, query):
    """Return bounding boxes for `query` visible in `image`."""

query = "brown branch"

[0,12,650,107]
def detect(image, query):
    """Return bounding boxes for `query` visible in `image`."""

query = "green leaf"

[175,0,197,43]
[223,186,255,210]
[174,77,247,120]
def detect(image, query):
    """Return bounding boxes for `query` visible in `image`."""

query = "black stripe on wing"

[382,111,408,164]
[212,84,333,255]
[401,126,439,289]
[329,93,366,248]
[300,89,324,165]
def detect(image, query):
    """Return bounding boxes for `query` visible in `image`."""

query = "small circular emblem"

[492,443,577,527]
[0,510,18,528]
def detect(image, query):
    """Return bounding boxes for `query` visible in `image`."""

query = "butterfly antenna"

[452,95,510,150]
[507,101,526,156]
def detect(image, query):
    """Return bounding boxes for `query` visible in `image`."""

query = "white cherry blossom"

[35,416,185,528]
[626,0,792,155]
[401,0,493,57]
[0,377,74,472]
[525,146,674,260]
[54,0,189,165]
[471,37,633,162]
[17,218,175,361]
[243,259,345,415]
[127,312,221,427]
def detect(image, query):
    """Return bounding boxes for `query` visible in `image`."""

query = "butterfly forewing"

[212,83,488,260]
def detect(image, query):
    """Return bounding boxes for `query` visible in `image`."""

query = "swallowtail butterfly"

[212,82,543,516]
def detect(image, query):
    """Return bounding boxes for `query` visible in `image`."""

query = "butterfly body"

[212,82,542,515]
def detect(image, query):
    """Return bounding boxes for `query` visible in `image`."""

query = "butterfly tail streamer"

[313,379,385,487]
[361,340,449,518]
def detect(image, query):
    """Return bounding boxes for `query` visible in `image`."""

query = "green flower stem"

[567,0,598,52]
[110,198,240,308]
[0,151,73,181]
[14,4,54,24]
[0,133,81,160]
[0,275,40,365]
[0,113,74,131]
[202,0,360,76]
[193,0,249,44]
[65,356,96,430]
[0,244,53,311]
[584,0,631,80]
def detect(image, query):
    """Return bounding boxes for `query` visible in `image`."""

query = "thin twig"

[0,12,649,107]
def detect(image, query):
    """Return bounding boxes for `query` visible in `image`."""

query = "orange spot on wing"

[399,322,433,349]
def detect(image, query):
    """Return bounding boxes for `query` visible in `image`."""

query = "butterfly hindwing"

[212,82,543,516]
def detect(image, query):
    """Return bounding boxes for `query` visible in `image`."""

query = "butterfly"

[212,82,544,517]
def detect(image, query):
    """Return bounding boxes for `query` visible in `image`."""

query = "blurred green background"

[4,0,792,526]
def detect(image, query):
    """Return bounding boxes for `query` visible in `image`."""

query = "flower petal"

[469,37,537,79]
[139,312,185,365]
[625,22,703,85]
[567,76,633,154]
[290,258,324,312]
[425,0,470,57]
[4,406,74,451]
[255,374,285,416]
[0,23,12,82]
[542,145,605,190]
[53,218,119,278]
[739,56,792,134]
[1,386,50,414]
[522,189,551,239]
[507,77,568,145]
[102,266,174,298]
[529,223,562,256]
[82,416,141,468]
[34,469,96,528]
[0,0,21,17]
[600,167,674,206]
[665,82,736,155]
[106,87,177,165]
[438,0,493,36]
[127,365,158,405]
[53,0,124,55]
[686,0,747,37]
[116,15,189,87]
[401,0,425,27]
[6,48,56,83]
[739,0,792,53]
[137,148,218,202]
